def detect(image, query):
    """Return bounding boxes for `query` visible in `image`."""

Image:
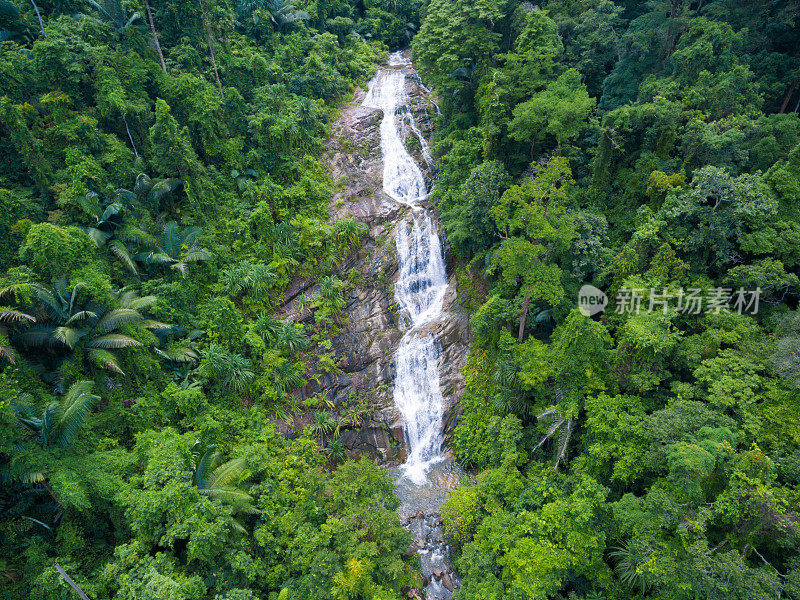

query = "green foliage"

[3,0,800,598]
[0,5,420,597]
[441,484,481,545]
[509,68,596,154]
[421,1,800,597]
[19,224,94,281]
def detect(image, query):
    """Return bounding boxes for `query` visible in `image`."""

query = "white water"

[363,53,448,485]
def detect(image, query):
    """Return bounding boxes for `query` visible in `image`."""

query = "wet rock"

[391,425,405,444]
[432,568,444,581]
[428,522,445,544]
[407,587,425,600]
[442,572,454,591]
[425,579,453,600]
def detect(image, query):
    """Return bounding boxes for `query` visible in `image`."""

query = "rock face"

[321,60,470,463]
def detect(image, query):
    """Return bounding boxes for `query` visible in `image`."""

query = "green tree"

[148,99,202,182]
[4,279,158,379]
[509,68,596,156]
[440,160,511,259]
[490,157,575,339]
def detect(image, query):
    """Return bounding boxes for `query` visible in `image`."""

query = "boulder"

[442,572,454,591]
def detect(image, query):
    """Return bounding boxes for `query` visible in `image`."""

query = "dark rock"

[390,425,405,443]
[402,542,420,560]
[407,588,425,600]
[442,572,454,591]
[432,568,444,581]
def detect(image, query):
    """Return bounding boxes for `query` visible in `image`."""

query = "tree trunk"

[780,72,799,114]
[54,563,91,600]
[30,0,46,38]
[122,114,139,159]
[144,0,168,75]
[518,294,530,341]
[198,0,224,97]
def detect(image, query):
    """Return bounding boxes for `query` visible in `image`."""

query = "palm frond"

[109,240,138,274]
[54,380,97,447]
[52,326,82,349]
[181,226,203,248]
[554,416,573,468]
[86,333,142,349]
[155,344,199,363]
[16,326,56,347]
[64,311,96,326]
[162,222,181,257]
[0,344,16,364]
[119,225,157,247]
[87,227,108,247]
[194,446,220,489]
[88,349,125,374]
[172,263,189,278]
[0,308,35,323]
[97,308,143,333]
[207,487,258,513]
[123,294,157,312]
[207,457,248,489]
[182,248,213,264]
[135,251,176,265]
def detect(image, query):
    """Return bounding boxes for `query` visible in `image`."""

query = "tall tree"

[490,157,575,339]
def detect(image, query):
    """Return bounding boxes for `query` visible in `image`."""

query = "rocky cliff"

[314,63,471,463]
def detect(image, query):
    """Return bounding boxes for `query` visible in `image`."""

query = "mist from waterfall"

[363,52,448,485]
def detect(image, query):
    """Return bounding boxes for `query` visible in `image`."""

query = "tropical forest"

[1,0,800,599]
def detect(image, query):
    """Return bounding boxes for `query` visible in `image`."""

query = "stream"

[362,51,466,599]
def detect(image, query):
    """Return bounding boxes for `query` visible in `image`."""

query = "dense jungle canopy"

[1,0,800,599]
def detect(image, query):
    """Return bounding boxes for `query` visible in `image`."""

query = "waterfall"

[363,52,448,485]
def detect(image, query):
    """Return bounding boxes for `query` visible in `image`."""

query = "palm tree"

[192,443,258,531]
[272,358,305,394]
[254,314,309,355]
[218,261,277,300]
[3,280,161,382]
[132,172,184,211]
[154,329,203,364]
[3,382,97,529]
[326,437,347,465]
[84,0,142,34]
[78,192,139,274]
[312,276,347,318]
[308,410,335,440]
[330,218,367,256]
[609,538,654,594]
[200,344,255,394]
[236,0,308,31]
[532,389,583,470]
[13,381,98,451]
[0,307,35,364]
[133,221,212,278]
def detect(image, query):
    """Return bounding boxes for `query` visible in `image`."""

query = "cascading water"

[363,53,448,486]
[363,50,466,600]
